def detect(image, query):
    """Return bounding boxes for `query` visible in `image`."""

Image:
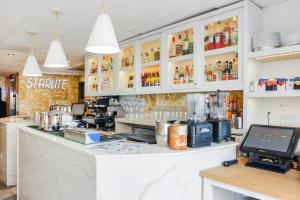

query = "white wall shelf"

[141,60,160,68]
[168,54,193,63]
[247,90,300,98]
[248,44,300,63]
[204,45,238,57]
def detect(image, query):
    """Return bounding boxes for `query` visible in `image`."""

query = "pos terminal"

[240,124,300,173]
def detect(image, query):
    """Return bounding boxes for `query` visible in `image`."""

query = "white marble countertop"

[0,116,32,125]
[18,125,238,159]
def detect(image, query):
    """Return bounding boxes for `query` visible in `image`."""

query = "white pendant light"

[44,8,69,68]
[85,0,120,54]
[22,32,42,77]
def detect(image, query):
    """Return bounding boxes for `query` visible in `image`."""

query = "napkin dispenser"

[64,128,100,144]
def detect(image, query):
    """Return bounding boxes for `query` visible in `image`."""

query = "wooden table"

[200,159,300,200]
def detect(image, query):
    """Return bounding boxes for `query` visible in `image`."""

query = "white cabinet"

[84,6,246,96]
[99,54,116,95]
[136,34,162,93]
[116,43,137,94]
[165,22,198,90]
[199,9,243,91]
[85,54,100,96]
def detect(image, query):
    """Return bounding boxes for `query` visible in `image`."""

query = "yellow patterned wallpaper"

[17,74,79,116]
[138,91,243,113]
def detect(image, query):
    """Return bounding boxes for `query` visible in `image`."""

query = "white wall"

[250,0,300,128]
[262,0,300,39]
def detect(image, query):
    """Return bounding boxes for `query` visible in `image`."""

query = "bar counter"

[17,125,237,200]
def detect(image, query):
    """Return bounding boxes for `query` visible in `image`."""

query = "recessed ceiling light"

[8,53,15,57]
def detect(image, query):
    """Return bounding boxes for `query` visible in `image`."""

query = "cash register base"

[246,152,293,173]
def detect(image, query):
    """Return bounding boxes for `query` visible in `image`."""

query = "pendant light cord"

[101,0,106,14]
[54,11,58,39]
[29,33,35,55]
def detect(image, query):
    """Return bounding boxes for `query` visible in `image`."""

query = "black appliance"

[115,128,156,144]
[94,114,115,131]
[240,124,300,173]
[184,120,213,148]
[209,119,231,143]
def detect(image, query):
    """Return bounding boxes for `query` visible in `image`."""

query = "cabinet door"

[116,43,136,94]
[200,9,243,91]
[85,54,100,96]
[99,54,116,95]
[137,34,162,93]
[165,22,198,90]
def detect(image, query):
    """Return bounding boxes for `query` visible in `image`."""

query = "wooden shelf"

[168,54,193,63]
[248,44,300,63]
[247,90,300,98]
[204,45,238,57]
[141,60,160,68]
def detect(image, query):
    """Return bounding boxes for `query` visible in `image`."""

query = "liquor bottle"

[179,66,184,84]
[228,62,233,80]
[189,65,194,83]
[152,71,156,86]
[204,26,209,51]
[208,25,215,50]
[154,47,160,61]
[108,57,113,70]
[223,20,231,47]
[232,57,237,80]
[150,48,155,62]
[124,49,129,67]
[128,73,134,88]
[141,72,145,87]
[169,36,176,58]
[205,64,211,81]
[223,61,229,80]
[155,71,160,86]
[184,65,190,83]
[214,21,224,49]
[176,35,183,56]
[182,31,190,55]
[216,61,222,81]
[188,39,193,54]
[174,67,179,84]
[231,16,238,46]
[128,49,134,66]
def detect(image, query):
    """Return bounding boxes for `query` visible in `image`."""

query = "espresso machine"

[83,96,123,131]
[207,91,231,143]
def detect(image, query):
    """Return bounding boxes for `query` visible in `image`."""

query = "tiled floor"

[0,183,16,200]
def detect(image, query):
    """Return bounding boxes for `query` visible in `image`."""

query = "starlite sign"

[25,77,67,89]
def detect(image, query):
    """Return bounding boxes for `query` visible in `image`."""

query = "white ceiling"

[0,0,287,77]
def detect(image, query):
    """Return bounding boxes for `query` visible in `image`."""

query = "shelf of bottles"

[204,16,239,82]
[119,46,135,90]
[168,28,194,87]
[101,55,114,92]
[141,39,161,88]
[87,55,99,93]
